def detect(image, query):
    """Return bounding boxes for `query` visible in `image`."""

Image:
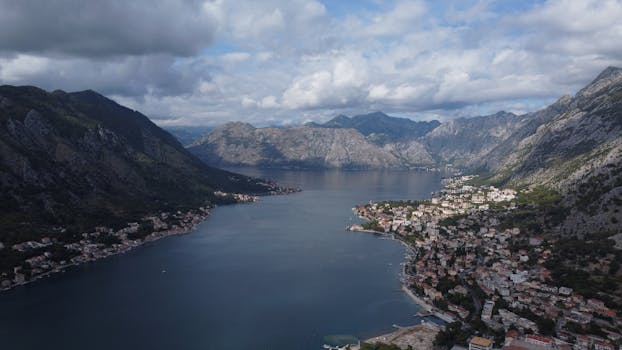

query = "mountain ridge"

[188,110,520,169]
[0,85,279,244]
[317,111,441,140]
[189,122,436,169]
[475,66,622,235]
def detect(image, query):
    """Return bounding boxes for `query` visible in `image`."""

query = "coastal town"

[348,176,622,350]
[0,192,259,292]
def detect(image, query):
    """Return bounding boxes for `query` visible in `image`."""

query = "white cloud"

[365,0,427,37]
[445,0,497,25]
[260,95,279,109]
[1,0,622,126]
[220,52,251,63]
[0,54,49,81]
[282,53,368,109]
[517,0,622,34]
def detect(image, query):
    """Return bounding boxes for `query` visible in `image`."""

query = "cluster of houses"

[214,191,259,202]
[464,331,618,350]
[354,176,621,350]
[1,207,211,291]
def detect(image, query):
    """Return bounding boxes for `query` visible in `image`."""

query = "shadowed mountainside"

[0,86,278,243]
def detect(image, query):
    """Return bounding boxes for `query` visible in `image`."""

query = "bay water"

[0,169,442,349]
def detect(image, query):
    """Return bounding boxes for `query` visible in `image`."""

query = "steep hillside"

[423,111,524,167]
[481,67,622,235]
[0,86,278,244]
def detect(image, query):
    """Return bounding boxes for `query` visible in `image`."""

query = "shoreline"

[334,215,450,349]
[346,224,443,322]
[401,284,433,312]
[346,224,436,314]
[2,188,299,293]
[1,210,210,293]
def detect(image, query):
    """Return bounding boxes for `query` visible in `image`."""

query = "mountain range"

[187,67,622,235]
[306,111,440,140]
[188,112,444,169]
[188,108,529,170]
[1,67,620,244]
[0,86,279,245]
[189,67,621,173]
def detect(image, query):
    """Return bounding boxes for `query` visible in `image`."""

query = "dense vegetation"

[496,186,568,234]
[544,236,622,308]
[433,322,469,348]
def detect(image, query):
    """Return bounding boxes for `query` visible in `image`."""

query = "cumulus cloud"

[366,0,427,37]
[209,0,331,54]
[0,0,216,57]
[0,54,206,96]
[1,0,622,126]
[282,54,368,109]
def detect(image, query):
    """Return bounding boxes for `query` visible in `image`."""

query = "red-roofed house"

[525,334,552,347]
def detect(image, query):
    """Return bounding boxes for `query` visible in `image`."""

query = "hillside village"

[352,176,622,350]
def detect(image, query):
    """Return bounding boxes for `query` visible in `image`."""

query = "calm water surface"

[0,169,442,350]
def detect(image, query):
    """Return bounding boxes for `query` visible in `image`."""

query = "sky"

[1,0,622,126]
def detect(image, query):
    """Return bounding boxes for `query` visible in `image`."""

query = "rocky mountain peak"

[594,66,622,81]
[326,114,350,124]
[361,111,390,118]
[220,121,256,130]
[576,66,622,99]
[492,111,516,118]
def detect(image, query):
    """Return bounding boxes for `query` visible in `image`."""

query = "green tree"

[537,318,555,336]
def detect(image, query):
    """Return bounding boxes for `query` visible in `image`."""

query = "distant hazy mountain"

[310,111,440,141]
[0,86,278,242]
[188,122,434,169]
[163,125,214,146]
[188,110,520,169]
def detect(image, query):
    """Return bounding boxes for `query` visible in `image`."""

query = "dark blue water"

[0,169,442,350]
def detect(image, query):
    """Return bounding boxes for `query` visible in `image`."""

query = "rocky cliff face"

[484,67,622,186]
[480,67,622,235]
[423,111,525,167]
[0,86,276,242]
